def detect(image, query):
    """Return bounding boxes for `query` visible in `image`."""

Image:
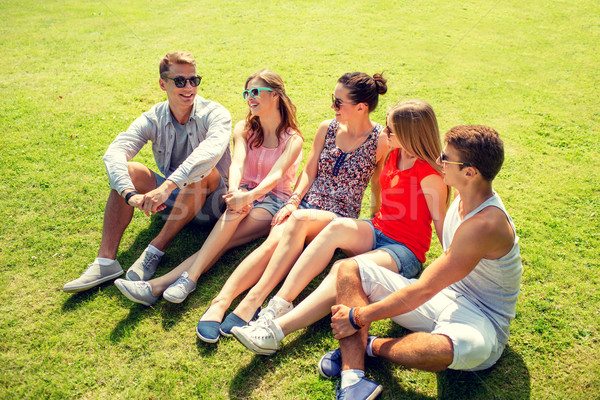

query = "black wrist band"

[124,191,138,205]
[349,307,361,330]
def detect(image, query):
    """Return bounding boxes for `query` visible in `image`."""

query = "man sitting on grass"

[324,125,522,399]
[63,51,232,293]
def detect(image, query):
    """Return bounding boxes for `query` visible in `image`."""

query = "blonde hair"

[389,99,450,205]
[159,51,196,76]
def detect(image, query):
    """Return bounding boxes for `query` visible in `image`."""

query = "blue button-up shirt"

[103,96,232,194]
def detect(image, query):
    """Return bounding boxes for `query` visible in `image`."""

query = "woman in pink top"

[114,69,303,305]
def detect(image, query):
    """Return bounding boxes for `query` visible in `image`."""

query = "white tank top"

[442,193,522,346]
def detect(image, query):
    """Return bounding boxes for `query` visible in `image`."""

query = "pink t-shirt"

[240,128,302,201]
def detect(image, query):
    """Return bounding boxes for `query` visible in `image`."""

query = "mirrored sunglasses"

[242,87,274,99]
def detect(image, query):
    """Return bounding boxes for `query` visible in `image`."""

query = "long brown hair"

[245,69,302,149]
[389,99,450,206]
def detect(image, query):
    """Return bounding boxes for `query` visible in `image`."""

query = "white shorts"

[355,256,505,371]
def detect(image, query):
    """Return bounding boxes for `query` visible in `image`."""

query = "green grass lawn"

[1,0,599,398]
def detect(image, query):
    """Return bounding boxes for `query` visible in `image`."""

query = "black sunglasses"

[440,151,472,167]
[163,75,202,88]
[331,94,357,111]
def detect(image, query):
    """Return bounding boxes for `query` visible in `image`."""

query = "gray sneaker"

[63,260,123,293]
[126,248,161,281]
[114,279,159,306]
[162,271,197,303]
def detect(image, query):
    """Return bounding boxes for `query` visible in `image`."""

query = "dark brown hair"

[338,72,387,112]
[444,125,504,181]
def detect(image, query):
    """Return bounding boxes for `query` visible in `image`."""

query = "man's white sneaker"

[63,260,123,293]
[231,320,281,356]
[114,279,159,306]
[126,248,161,281]
[163,271,197,303]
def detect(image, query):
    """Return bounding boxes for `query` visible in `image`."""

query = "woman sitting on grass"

[231,99,449,356]
[196,72,390,343]
[114,69,303,306]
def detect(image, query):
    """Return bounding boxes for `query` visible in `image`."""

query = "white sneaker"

[231,320,281,356]
[114,279,159,306]
[63,260,123,293]
[253,297,293,326]
[163,272,197,303]
[126,248,161,281]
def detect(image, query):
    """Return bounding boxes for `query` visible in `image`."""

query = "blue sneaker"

[336,377,382,400]
[318,348,342,378]
[196,308,222,343]
[196,320,221,343]
[319,336,378,379]
[219,308,261,337]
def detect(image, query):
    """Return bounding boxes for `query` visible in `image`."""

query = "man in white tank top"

[323,125,522,400]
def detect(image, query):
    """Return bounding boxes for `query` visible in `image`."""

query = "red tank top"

[371,149,441,262]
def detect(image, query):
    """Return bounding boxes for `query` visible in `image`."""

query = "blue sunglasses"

[242,87,274,99]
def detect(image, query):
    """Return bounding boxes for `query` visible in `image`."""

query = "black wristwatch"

[124,190,138,205]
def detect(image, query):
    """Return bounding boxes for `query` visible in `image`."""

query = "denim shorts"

[154,172,227,225]
[239,185,286,217]
[366,220,422,278]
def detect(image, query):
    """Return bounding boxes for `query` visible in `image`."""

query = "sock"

[96,257,115,266]
[269,320,285,343]
[366,335,377,357]
[340,369,365,389]
[147,245,164,257]
[272,296,292,310]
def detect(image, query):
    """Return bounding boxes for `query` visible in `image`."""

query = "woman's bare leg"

[274,218,374,303]
[199,222,286,322]
[276,250,399,336]
[148,207,272,295]
[230,209,338,322]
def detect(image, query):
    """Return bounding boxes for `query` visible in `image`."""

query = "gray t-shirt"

[169,115,195,175]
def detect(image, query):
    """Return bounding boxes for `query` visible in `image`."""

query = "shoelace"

[174,277,189,289]
[335,383,345,399]
[134,281,148,289]
[142,254,160,271]
[252,328,274,340]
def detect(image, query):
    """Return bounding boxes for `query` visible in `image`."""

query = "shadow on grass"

[60,215,169,312]
[365,323,531,399]
[227,319,333,399]
[226,315,530,400]
[61,214,217,342]
[61,280,117,311]
[436,345,530,400]
[109,305,152,343]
